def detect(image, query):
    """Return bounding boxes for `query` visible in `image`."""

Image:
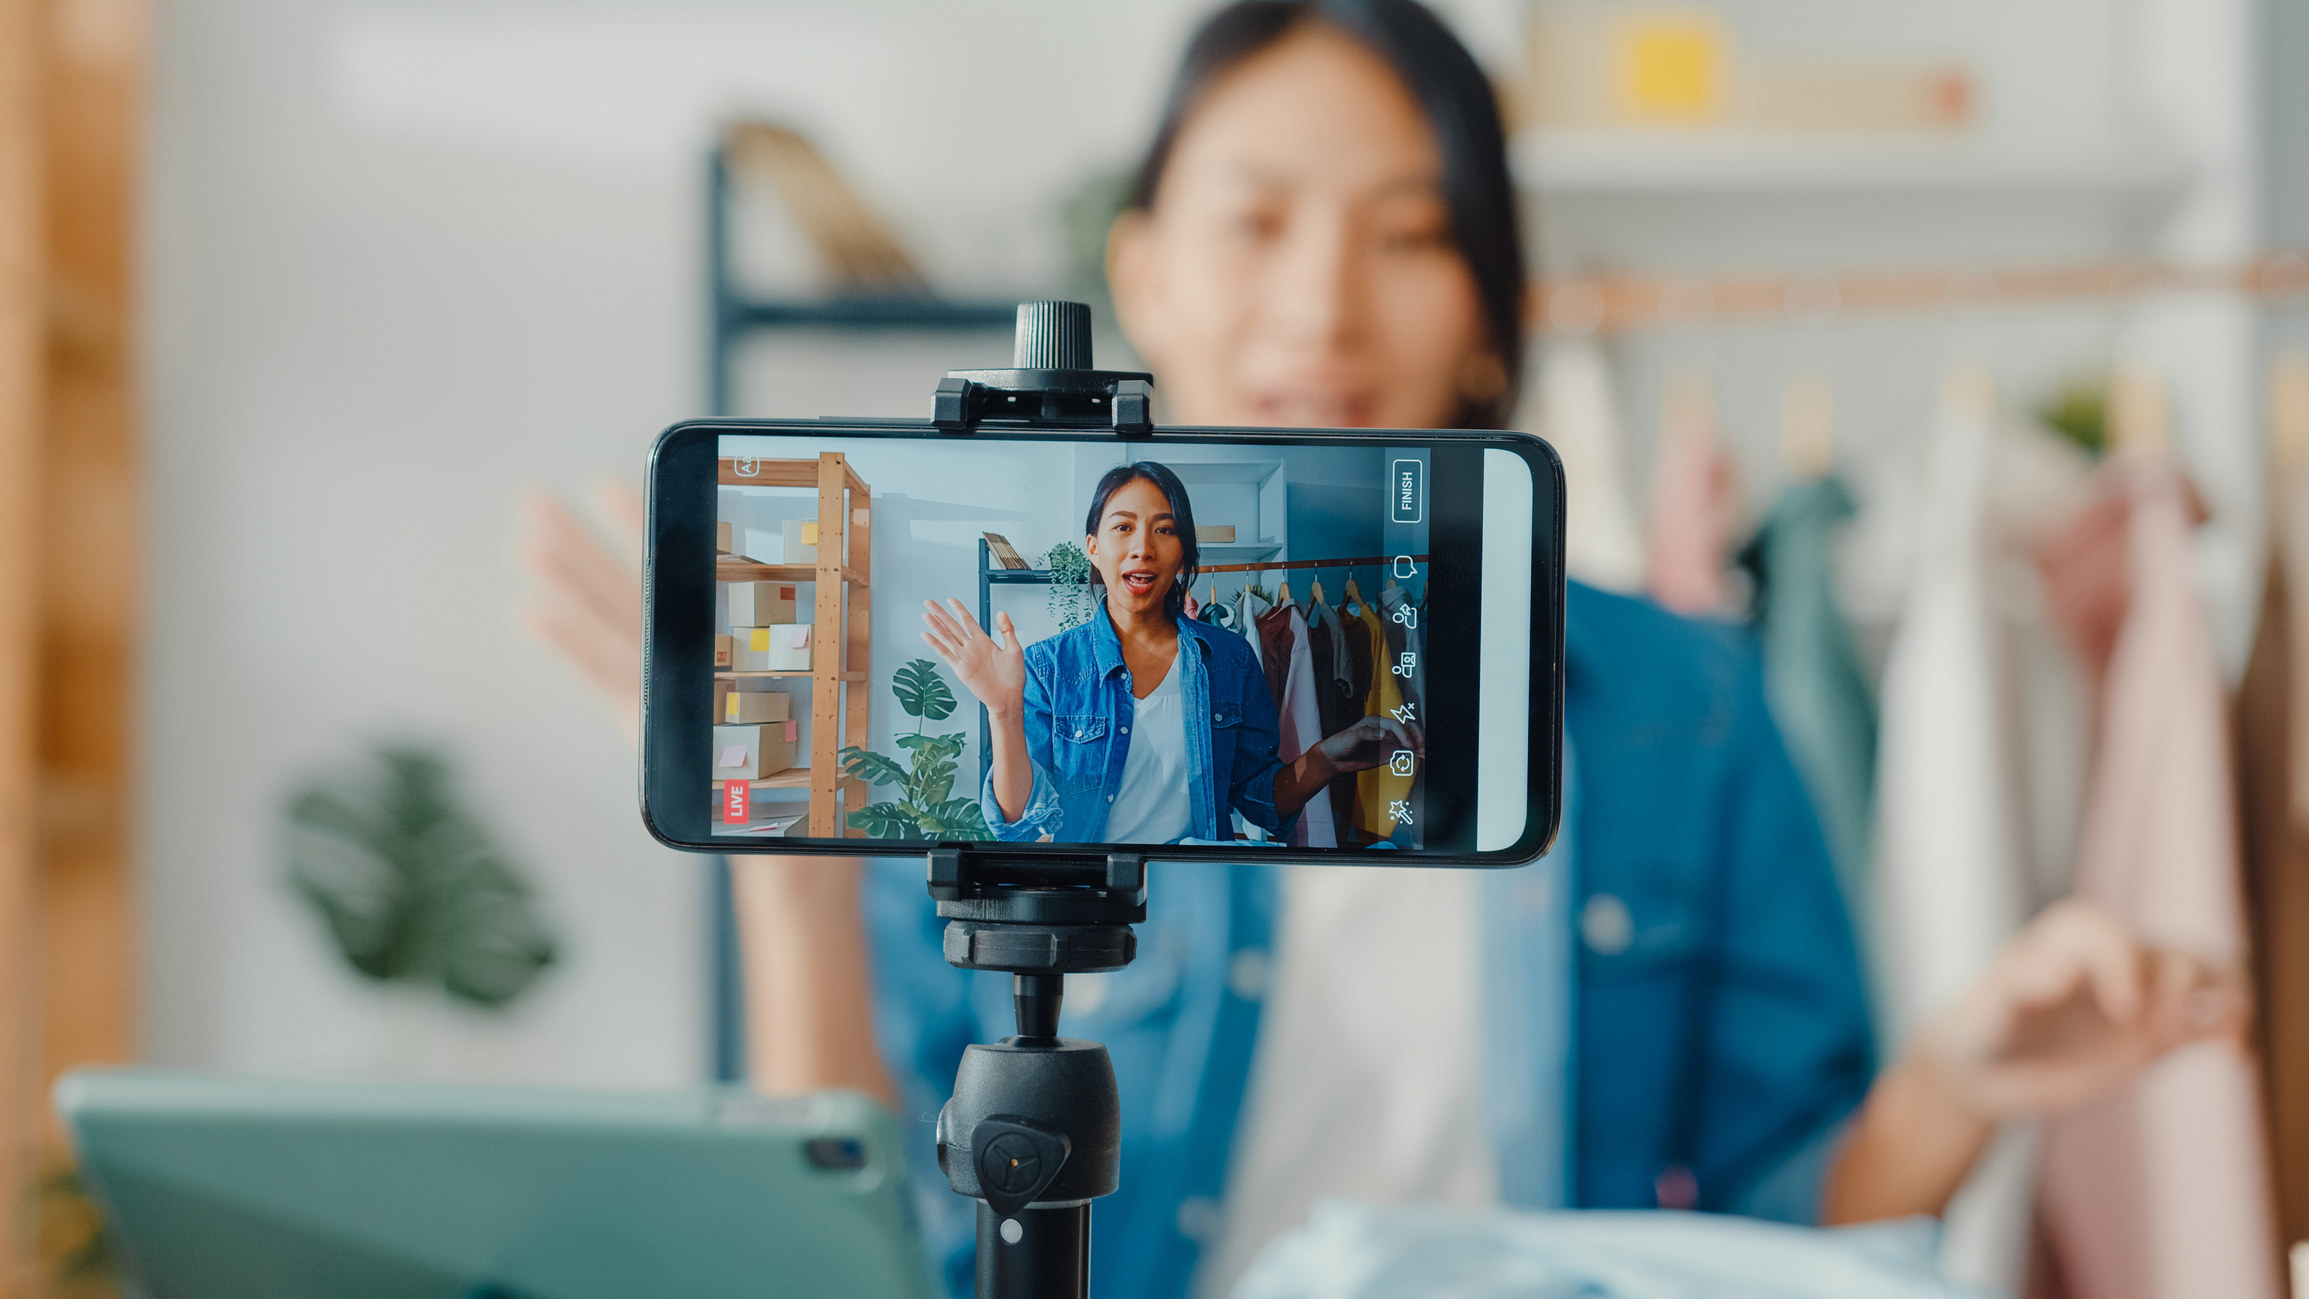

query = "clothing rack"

[1199,553,1429,574]
[1531,248,2309,338]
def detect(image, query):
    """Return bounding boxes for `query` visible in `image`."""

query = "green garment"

[1739,477,1878,936]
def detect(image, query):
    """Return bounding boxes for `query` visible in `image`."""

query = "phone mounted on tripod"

[638,299,1566,1299]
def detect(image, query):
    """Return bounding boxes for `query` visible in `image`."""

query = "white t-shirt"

[1104,646,1192,845]
[1194,864,1495,1298]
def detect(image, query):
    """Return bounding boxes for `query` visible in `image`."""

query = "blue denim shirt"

[864,582,1873,1299]
[983,609,1291,844]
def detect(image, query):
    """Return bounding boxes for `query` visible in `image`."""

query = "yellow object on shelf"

[1619,12,1724,124]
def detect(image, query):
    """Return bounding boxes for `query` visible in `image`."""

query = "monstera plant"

[284,743,557,1009]
[840,659,994,840]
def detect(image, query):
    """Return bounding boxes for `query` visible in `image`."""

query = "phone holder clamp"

[933,300,1153,435]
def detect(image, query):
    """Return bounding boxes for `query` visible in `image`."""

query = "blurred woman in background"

[517,3,2246,1296]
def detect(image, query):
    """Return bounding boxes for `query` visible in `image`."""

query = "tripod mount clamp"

[932,300,1154,435]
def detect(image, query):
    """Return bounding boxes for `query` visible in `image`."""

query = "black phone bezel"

[639,418,1565,867]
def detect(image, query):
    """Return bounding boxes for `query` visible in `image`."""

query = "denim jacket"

[982,608,1293,844]
[869,583,1872,1299]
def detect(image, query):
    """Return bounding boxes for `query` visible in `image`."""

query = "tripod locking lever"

[971,1115,1073,1218]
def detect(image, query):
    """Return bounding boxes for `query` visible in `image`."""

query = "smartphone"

[640,420,1564,866]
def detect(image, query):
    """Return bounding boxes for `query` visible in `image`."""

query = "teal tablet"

[56,1069,934,1299]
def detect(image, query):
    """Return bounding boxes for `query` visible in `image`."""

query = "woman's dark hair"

[1127,0,1526,428]
[1084,461,1201,622]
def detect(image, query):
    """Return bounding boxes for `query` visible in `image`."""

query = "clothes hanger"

[1778,371,1836,480]
[1343,575,1363,614]
[2109,364,2169,457]
[1277,577,1292,605]
[2271,350,2309,481]
[1309,573,1326,606]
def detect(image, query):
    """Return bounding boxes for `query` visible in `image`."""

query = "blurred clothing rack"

[1530,250,2309,337]
[1199,554,1429,574]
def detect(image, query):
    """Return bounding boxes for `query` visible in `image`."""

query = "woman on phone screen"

[919,461,1415,845]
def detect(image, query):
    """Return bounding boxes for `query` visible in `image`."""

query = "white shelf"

[1515,131,2193,199]
[1198,541,1283,565]
[1513,130,2196,270]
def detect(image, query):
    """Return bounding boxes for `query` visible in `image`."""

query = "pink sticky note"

[784,720,799,743]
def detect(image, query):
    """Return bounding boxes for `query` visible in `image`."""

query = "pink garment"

[1645,397,1741,615]
[2032,455,2279,1299]
[1258,603,1336,849]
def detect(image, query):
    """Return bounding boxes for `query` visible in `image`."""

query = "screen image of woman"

[919,461,1420,846]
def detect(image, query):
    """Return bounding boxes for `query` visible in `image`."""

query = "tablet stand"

[927,302,1155,1299]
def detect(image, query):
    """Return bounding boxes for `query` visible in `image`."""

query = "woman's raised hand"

[1314,716,1424,774]
[921,600,1026,719]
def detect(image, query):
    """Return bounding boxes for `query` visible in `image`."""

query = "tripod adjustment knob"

[1013,300,1093,370]
[970,1114,1072,1218]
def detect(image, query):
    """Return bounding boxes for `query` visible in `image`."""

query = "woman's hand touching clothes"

[1313,715,1424,774]
[1915,898,2246,1118]
[1823,899,2247,1224]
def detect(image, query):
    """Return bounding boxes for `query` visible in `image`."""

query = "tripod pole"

[975,1178,1091,1296]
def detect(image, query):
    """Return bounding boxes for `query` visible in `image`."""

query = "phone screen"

[641,422,1562,864]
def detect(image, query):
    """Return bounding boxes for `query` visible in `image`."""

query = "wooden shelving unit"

[716,451,871,837]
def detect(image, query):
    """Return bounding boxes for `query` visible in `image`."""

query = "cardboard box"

[728,581,799,627]
[722,688,791,725]
[739,525,780,564]
[783,518,819,565]
[1195,525,1236,544]
[716,521,733,554]
[714,634,733,669]
[731,624,812,672]
[713,721,800,782]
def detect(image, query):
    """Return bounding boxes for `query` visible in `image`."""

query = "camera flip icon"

[1389,749,1416,777]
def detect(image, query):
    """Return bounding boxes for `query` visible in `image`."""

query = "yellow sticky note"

[1618,14,1723,123]
[801,522,819,545]
[725,694,740,722]
[748,629,770,651]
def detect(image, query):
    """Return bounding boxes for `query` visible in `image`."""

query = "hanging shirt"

[1737,477,1877,949]
[1104,644,1193,846]
[2236,420,2309,1258]
[1646,394,1741,616]
[1256,603,1337,849]
[1530,338,1646,591]
[1355,600,1411,840]
[1872,382,2023,1055]
[2034,453,2281,1299]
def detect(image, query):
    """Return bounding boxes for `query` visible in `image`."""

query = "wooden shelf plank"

[712,769,812,790]
[718,558,868,586]
[715,669,866,681]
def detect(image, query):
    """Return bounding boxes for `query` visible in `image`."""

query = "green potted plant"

[839,660,994,840]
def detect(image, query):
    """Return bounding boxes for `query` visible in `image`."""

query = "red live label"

[724,780,749,824]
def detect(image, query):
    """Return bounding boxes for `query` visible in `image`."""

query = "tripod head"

[927,303,1153,1298]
